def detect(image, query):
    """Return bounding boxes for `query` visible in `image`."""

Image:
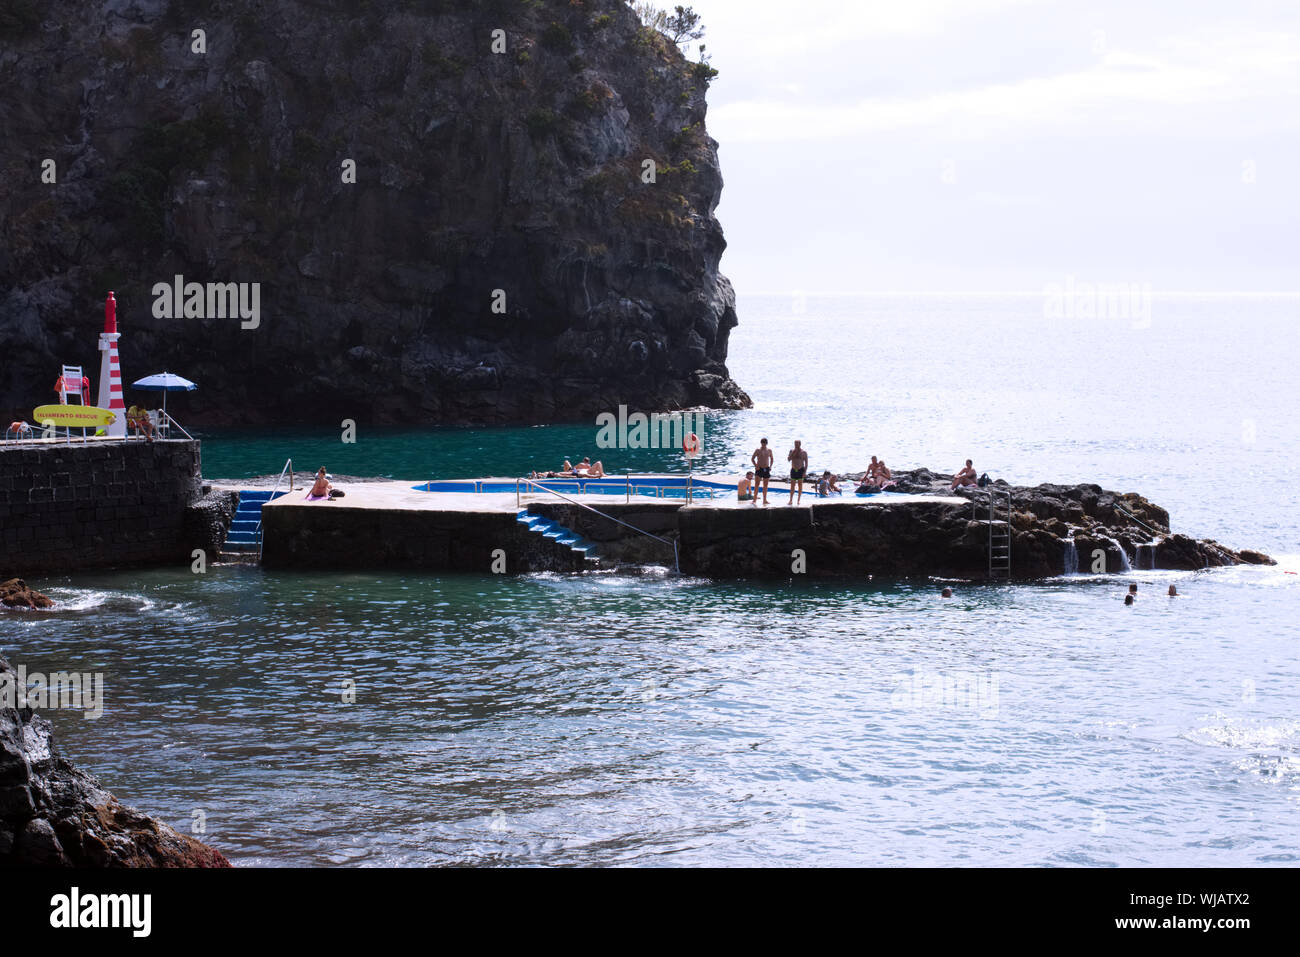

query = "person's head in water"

[941,587,953,598]
[1128,583,1138,595]
[1168,584,1178,597]
[1124,594,1135,606]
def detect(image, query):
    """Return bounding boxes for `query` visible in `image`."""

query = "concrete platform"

[245,474,976,575]
[240,476,968,515]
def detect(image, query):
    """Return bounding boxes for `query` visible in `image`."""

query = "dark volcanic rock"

[0,0,749,426]
[680,469,1273,579]
[184,485,239,557]
[0,655,230,867]
[0,578,54,610]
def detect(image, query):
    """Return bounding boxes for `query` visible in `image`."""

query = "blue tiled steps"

[516,510,600,568]
[218,489,290,561]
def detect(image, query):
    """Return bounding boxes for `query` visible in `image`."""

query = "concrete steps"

[516,510,600,569]
[217,489,290,561]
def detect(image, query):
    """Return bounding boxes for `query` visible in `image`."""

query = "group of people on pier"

[738,438,981,506]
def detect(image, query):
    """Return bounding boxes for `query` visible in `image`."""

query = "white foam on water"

[38,588,156,614]
[1103,536,1132,573]
[1184,714,1300,752]
[1061,535,1078,575]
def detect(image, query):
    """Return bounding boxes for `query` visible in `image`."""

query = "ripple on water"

[8,559,1300,867]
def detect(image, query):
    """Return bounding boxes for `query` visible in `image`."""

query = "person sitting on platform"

[127,404,157,442]
[307,467,344,500]
[816,471,843,497]
[876,460,897,490]
[307,467,332,500]
[856,457,882,494]
[950,459,978,491]
[738,471,755,502]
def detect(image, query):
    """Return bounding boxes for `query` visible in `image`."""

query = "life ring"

[683,432,700,456]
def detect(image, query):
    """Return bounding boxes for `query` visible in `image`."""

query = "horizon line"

[736,289,1300,297]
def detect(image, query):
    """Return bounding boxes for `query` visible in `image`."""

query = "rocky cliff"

[0,0,750,425]
[0,654,230,866]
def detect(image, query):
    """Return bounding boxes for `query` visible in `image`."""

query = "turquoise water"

[5,294,1299,866]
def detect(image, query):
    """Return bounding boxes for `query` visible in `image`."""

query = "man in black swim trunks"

[787,440,808,504]
[751,438,774,505]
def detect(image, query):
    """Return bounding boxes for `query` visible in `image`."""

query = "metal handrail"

[256,458,294,559]
[161,410,194,440]
[1113,503,1164,538]
[515,476,681,572]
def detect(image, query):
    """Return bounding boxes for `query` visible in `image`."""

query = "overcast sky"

[680,0,1300,293]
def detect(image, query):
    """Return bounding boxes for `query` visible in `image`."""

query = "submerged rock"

[0,579,54,610]
[0,1,748,426]
[0,655,230,867]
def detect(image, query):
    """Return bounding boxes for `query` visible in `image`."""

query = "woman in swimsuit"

[309,467,331,499]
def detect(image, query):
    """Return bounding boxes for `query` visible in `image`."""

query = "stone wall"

[0,439,202,576]
[260,503,590,574]
[528,501,681,567]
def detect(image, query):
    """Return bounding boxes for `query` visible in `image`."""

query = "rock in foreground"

[0,655,230,867]
[0,579,54,610]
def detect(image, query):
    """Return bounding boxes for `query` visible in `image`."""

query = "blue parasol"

[131,372,197,416]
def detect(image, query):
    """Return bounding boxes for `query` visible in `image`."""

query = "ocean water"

[5,294,1299,866]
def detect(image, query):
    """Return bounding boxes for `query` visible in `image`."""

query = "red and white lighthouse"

[96,292,127,437]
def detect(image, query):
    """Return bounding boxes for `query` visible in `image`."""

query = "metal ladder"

[972,488,1012,578]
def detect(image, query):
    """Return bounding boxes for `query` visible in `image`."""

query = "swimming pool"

[411,475,736,500]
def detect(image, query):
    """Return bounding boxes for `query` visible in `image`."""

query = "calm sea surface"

[5,294,1299,866]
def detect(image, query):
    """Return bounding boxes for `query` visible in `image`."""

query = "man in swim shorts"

[787,440,808,504]
[738,471,755,502]
[751,438,774,505]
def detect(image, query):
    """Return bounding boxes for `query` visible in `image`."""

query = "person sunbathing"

[856,458,882,493]
[530,459,582,479]
[876,461,897,490]
[586,460,605,478]
[307,467,343,500]
[951,459,978,490]
[308,467,332,498]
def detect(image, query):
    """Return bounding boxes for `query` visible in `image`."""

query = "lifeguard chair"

[55,365,90,405]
